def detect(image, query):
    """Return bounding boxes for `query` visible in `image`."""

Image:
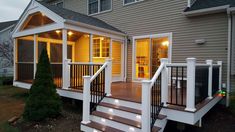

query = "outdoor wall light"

[195,39,206,45]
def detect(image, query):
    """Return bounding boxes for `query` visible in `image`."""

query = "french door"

[133,33,171,80]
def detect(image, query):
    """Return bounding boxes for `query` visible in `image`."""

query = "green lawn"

[0,85,28,132]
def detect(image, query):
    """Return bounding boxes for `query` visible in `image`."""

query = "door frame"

[132,32,172,81]
[111,39,125,82]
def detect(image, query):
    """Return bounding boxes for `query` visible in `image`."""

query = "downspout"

[226,10,232,107]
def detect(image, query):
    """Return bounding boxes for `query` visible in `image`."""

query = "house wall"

[0,27,14,77]
[63,0,231,91]
[75,35,90,62]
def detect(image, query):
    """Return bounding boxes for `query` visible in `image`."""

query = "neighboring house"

[11,0,235,131]
[0,20,17,77]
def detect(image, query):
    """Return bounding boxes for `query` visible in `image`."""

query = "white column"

[62,29,68,89]
[206,60,213,99]
[187,0,191,7]
[217,61,223,91]
[64,59,71,89]
[141,80,151,132]
[13,38,17,81]
[185,58,196,112]
[89,34,93,62]
[33,34,38,78]
[161,58,168,107]
[81,76,91,124]
[105,58,112,96]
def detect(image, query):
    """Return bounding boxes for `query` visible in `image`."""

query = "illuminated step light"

[114,99,119,104]
[101,118,106,123]
[108,108,113,113]
[129,127,135,131]
[136,115,141,119]
[93,129,98,132]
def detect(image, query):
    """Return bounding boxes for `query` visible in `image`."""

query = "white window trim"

[87,0,112,16]
[123,0,144,6]
[132,32,173,81]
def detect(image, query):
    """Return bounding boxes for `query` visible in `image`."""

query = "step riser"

[91,115,141,132]
[97,106,141,121]
[155,118,167,132]
[103,97,141,110]
[81,124,102,132]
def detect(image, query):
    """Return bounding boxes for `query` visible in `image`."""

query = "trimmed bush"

[23,49,62,121]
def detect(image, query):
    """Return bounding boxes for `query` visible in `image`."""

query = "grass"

[0,85,28,132]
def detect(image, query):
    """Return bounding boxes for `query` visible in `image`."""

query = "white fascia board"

[65,19,126,37]
[227,7,235,13]
[183,5,230,17]
[12,0,65,38]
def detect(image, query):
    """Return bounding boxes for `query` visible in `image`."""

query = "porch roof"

[38,1,124,34]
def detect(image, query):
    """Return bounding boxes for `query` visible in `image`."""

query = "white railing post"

[217,61,223,91]
[185,58,196,112]
[81,76,91,124]
[206,60,213,99]
[63,59,71,89]
[141,80,151,132]
[105,58,112,96]
[161,58,168,107]
[62,29,68,89]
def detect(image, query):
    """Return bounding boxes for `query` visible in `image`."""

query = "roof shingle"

[0,20,17,31]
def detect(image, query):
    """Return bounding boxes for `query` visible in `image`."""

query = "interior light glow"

[162,41,169,46]
[100,37,104,41]
[55,30,61,34]
[68,31,73,36]
[108,109,113,113]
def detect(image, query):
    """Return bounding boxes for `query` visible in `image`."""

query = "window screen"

[17,39,34,62]
[100,0,111,12]
[50,44,62,63]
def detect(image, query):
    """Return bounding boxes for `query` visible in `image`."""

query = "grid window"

[88,0,111,15]
[93,38,110,58]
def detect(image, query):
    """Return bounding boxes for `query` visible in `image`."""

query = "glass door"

[112,40,123,81]
[151,37,169,77]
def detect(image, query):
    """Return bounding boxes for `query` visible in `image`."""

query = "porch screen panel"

[38,42,47,59]
[16,39,34,83]
[135,38,150,79]
[67,45,72,60]
[112,41,122,75]
[50,43,62,63]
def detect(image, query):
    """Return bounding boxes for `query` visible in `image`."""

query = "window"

[93,38,110,58]
[124,0,143,5]
[88,0,111,15]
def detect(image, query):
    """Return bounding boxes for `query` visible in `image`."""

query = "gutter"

[183,5,230,17]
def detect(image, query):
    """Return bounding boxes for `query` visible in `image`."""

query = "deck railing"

[81,59,112,124]
[141,58,222,132]
[51,63,62,88]
[16,62,34,83]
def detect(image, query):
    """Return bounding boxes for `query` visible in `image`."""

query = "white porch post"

[64,59,71,89]
[161,58,168,107]
[13,38,17,81]
[206,60,213,99]
[185,58,196,112]
[33,34,38,78]
[82,76,91,124]
[62,29,68,89]
[217,61,223,91]
[105,58,112,96]
[89,34,93,62]
[141,80,151,132]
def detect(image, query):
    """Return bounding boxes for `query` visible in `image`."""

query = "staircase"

[81,97,168,132]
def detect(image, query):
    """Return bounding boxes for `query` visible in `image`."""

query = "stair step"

[81,121,124,132]
[92,111,141,129]
[99,102,141,115]
[157,114,167,120]
[152,126,161,132]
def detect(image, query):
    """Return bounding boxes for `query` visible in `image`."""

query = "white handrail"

[166,63,187,67]
[90,62,108,82]
[150,63,165,88]
[68,62,103,65]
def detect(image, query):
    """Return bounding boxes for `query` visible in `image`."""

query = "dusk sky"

[0,0,31,22]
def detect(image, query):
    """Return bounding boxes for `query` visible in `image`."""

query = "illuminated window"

[88,0,111,15]
[93,38,110,58]
[21,12,54,30]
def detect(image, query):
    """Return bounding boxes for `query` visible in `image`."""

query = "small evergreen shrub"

[23,49,62,121]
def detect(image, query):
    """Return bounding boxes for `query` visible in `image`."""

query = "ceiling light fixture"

[68,31,73,36]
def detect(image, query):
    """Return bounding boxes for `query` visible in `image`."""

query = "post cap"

[142,80,152,84]
[217,61,222,65]
[206,60,213,64]
[186,58,196,62]
[83,76,91,79]
[105,58,112,62]
[160,58,168,63]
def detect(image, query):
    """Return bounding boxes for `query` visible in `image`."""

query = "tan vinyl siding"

[63,0,231,91]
